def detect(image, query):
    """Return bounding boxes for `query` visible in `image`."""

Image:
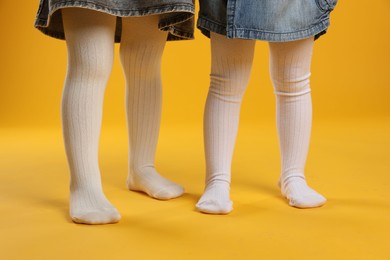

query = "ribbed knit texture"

[197,34,325,214]
[62,10,183,225]
[196,33,255,214]
[62,8,120,224]
[269,38,326,208]
[119,16,184,200]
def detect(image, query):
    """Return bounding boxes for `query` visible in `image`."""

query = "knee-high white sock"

[120,16,184,200]
[196,33,255,214]
[269,37,326,208]
[62,8,120,224]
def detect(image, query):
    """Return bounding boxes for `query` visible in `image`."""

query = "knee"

[209,61,252,103]
[209,74,249,103]
[119,43,164,78]
[67,43,114,82]
[271,71,311,97]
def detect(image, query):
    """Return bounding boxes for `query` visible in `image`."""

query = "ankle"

[205,178,230,188]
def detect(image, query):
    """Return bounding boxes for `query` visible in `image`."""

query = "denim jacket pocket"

[316,0,337,12]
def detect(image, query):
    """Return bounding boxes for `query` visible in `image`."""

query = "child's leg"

[269,37,326,208]
[62,8,120,224]
[196,33,255,214]
[119,15,184,200]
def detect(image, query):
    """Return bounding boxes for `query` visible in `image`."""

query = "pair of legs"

[62,8,183,224]
[196,33,326,214]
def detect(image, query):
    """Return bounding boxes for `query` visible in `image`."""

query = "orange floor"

[1,118,389,259]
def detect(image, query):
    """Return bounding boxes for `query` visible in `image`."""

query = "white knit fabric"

[119,16,184,200]
[197,33,326,214]
[269,38,326,208]
[196,33,255,214]
[62,9,182,224]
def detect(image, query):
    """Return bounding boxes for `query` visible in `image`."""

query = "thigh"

[268,37,314,66]
[268,37,314,92]
[211,32,255,59]
[62,8,116,50]
[120,15,168,44]
[62,8,116,71]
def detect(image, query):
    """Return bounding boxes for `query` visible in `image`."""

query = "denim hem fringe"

[34,1,195,42]
[197,17,331,42]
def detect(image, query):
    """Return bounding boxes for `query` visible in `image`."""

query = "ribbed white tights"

[196,33,326,214]
[62,8,183,224]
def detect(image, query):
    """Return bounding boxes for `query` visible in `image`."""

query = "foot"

[70,188,121,224]
[127,166,184,200]
[279,175,326,208]
[196,181,232,214]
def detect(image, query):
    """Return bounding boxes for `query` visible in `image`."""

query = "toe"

[71,208,121,224]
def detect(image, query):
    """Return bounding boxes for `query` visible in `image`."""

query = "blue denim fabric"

[198,0,337,42]
[34,0,195,41]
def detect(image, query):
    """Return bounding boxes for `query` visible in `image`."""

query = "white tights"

[62,8,183,224]
[196,33,326,214]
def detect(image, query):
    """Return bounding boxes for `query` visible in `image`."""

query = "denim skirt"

[198,0,337,42]
[34,0,195,42]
